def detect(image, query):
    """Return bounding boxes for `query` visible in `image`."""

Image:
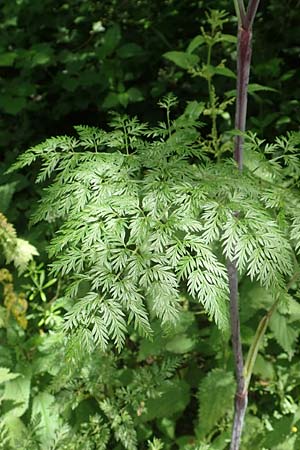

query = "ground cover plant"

[1,1,300,449]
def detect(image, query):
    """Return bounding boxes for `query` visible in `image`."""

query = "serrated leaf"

[239,280,274,323]
[3,373,31,417]
[32,392,61,448]
[269,311,298,356]
[0,368,20,384]
[163,51,199,69]
[287,298,300,323]
[142,380,190,420]
[261,415,294,448]
[253,354,275,380]
[197,369,235,438]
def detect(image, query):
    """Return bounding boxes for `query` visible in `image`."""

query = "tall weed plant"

[1,3,300,450]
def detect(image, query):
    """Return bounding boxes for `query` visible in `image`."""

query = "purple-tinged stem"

[234,0,261,168]
[227,258,248,450]
[234,26,252,171]
[228,1,260,449]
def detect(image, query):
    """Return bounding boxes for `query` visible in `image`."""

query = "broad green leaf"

[0,367,20,384]
[218,34,237,44]
[61,76,79,92]
[239,280,274,323]
[3,373,31,417]
[9,81,36,97]
[2,416,27,448]
[247,83,278,93]
[157,417,175,440]
[32,392,61,448]
[163,51,199,69]
[197,369,235,438]
[253,354,275,380]
[280,70,296,82]
[138,336,164,361]
[261,415,294,448]
[118,92,130,108]
[0,95,26,114]
[165,335,196,353]
[210,430,231,450]
[225,83,277,98]
[242,415,266,449]
[269,312,298,356]
[276,116,292,126]
[0,182,17,213]
[142,380,190,420]
[30,44,53,66]
[273,436,297,450]
[187,35,205,53]
[126,87,144,102]
[287,298,300,323]
[97,24,121,58]
[212,66,236,78]
[102,92,120,109]
[175,101,205,128]
[0,52,17,66]
[169,311,196,334]
[184,100,205,119]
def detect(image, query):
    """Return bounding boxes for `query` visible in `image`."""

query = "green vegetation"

[1,1,300,449]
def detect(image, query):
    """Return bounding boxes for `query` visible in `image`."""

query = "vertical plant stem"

[228,1,260,449]
[227,258,248,450]
[234,0,261,169]
[234,26,252,170]
[246,0,261,28]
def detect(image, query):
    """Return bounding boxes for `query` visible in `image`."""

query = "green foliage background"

[0,1,300,449]
[1,0,299,160]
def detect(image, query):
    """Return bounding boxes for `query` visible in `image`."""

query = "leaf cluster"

[9,102,300,354]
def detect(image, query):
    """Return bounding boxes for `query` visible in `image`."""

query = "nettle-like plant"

[8,1,300,449]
